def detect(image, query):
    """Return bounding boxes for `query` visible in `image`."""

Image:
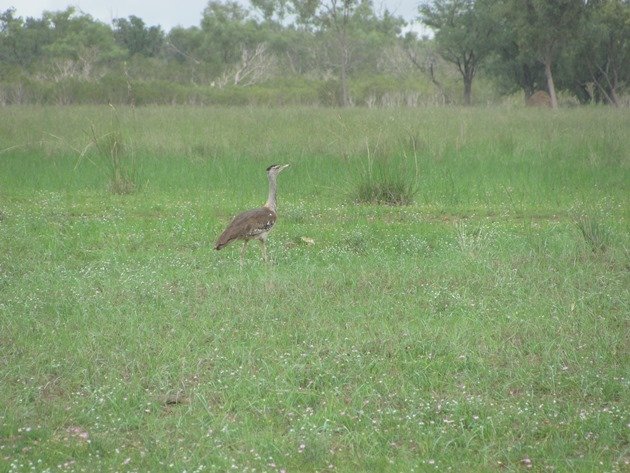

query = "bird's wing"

[215,207,277,249]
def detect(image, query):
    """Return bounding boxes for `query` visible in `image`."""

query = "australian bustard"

[214,164,290,265]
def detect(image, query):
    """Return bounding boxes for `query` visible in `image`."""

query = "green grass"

[0,106,629,472]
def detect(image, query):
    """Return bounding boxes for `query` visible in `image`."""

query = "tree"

[485,38,546,99]
[0,8,53,70]
[506,0,586,109]
[41,8,124,81]
[294,0,362,106]
[482,0,546,100]
[401,32,451,104]
[571,0,629,106]
[290,0,403,106]
[419,0,495,105]
[163,1,274,86]
[164,26,208,84]
[113,15,164,58]
[200,0,274,85]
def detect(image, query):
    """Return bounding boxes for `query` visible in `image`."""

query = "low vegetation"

[0,106,628,471]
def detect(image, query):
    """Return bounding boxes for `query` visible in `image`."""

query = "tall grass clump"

[574,212,612,253]
[80,107,138,194]
[354,143,419,205]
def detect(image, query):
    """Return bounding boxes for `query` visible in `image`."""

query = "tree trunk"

[463,77,472,106]
[340,51,350,107]
[521,64,536,99]
[543,56,558,109]
[428,62,448,105]
[461,52,475,106]
[606,67,620,107]
[609,87,620,107]
[339,31,350,107]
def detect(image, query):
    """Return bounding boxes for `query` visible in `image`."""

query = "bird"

[214,164,290,265]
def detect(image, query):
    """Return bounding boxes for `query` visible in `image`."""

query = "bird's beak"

[280,164,290,172]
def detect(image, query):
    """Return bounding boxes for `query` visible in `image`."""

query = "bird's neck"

[264,174,278,212]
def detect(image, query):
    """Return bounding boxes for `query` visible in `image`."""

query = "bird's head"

[266,164,290,176]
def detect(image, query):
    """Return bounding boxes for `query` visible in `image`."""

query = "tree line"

[1,0,627,107]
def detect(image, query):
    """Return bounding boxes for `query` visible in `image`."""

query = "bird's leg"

[240,240,249,268]
[259,239,269,263]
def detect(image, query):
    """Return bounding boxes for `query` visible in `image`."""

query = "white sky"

[6,0,423,31]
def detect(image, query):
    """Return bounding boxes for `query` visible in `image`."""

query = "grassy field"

[0,106,628,472]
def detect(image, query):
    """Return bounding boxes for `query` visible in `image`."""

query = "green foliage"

[480,0,545,98]
[113,15,164,58]
[419,0,497,104]
[493,0,587,107]
[508,0,586,59]
[198,0,265,76]
[567,0,630,105]
[41,8,125,76]
[0,8,53,68]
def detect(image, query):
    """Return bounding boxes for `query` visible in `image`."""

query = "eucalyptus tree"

[504,0,587,109]
[201,1,256,66]
[164,1,274,86]
[41,8,123,81]
[293,0,364,106]
[401,32,451,104]
[249,0,318,77]
[290,0,403,106]
[419,0,496,105]
[0,8,53,70]
[481,0,546,100]
[570,0,629,106]
[113,15,165,58]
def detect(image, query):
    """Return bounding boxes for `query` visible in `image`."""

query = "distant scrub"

[0,75,453,107]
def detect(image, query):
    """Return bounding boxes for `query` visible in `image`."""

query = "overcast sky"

[8,0,423,31]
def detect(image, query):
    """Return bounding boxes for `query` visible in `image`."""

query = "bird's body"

[214,164,289,265]
[214,207,276,250]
